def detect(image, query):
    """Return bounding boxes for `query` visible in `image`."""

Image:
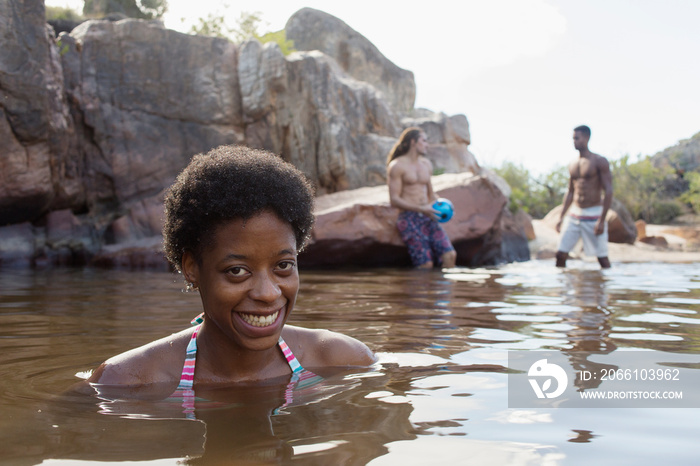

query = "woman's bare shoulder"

[283,326,376,369]
[87,327,194,386]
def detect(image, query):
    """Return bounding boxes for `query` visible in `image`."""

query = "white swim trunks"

[557,205,609,257]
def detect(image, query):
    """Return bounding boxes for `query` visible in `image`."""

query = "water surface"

[0,260,698,464]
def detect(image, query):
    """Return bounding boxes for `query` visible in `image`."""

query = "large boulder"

[542,198,637,244]
[402,109,480,175]
[300,172,529,267]
[61,19,244,208]
[0,2,487,268]
[286,8,416,114]
[11,172,527,269]
[236,40,477,192]
[0,0,76,225]
[239,43,401,193]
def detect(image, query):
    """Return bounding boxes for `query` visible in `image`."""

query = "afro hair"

[163,145,315,271]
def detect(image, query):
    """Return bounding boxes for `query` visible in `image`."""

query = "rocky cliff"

[652,131,700,173]
[0,1,505,268]
[285,8,416,115]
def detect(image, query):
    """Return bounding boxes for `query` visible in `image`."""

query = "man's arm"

[595,157,613,235]
[424,159,439,204]
[556,177,575,233]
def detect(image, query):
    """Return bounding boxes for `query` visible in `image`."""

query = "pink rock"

[300,172,522,267]
[638,236,669,248]
[635,219,647,239]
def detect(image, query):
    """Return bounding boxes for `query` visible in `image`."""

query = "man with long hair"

[387,127,456,268]
[555,125,613,268]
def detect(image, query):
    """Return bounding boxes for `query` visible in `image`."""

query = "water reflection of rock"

[568,429,597,443]
[560,270,618,390]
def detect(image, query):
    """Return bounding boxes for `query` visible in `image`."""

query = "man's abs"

[400,183,430,207]
[572,179,603,208]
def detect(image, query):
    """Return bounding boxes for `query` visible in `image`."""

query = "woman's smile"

[238,310,280,328]
[233,305,286,337]
[184,210,300,351]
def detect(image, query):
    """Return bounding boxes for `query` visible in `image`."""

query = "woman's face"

[183,210,299,352]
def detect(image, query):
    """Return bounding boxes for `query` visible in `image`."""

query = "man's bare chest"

[402,165,431,185]
[571,159,598,180]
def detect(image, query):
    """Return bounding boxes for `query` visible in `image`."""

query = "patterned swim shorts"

[397,211,455,267]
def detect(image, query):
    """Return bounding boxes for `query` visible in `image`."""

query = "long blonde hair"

[386,127,422,165]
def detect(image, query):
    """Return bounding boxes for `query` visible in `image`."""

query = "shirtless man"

[387,127,457,269]
[555,125,613,268]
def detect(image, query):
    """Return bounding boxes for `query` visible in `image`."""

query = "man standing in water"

[555,125,613,268]
[387,127,457,269]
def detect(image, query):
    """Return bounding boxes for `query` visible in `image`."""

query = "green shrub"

[650,200,684,224]
[191,10,296,55]
[611,155,677,222]
[679,171,700,214]
[490,162,568,219]
[492,153,695,224]
[46,6,84,22]
[83,0,167,20]
[258,30,296,56]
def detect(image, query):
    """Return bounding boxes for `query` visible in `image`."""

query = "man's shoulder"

[388,157,406,171]
[576,152,609,166]
[592,152,610,167]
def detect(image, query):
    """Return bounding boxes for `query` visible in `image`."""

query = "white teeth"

[240,310,279,327]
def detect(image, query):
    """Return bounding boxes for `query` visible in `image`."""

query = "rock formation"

[286,8,416,114]
[652,131,700,173]
[301,172,529,267]
[0,0,514,268]
[0,0,75,225]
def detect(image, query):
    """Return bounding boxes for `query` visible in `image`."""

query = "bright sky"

[47,0,700,174]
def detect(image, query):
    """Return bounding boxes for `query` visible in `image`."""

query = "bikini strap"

[176,324,200,391]
[278,336,304,374]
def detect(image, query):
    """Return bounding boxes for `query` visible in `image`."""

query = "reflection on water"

[1,260,699,464]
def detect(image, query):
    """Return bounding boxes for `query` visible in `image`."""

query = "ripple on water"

[1,262,700,464]
[609,333,685,341]
[651,307,698,315]
[619,313,700,325]
[655,296,700,305]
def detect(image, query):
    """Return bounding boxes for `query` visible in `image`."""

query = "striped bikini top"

[172,315,321,419]
[175,324,304,392]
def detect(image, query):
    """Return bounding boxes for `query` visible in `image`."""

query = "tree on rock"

[191,10,295,55]
[83,0,167,20]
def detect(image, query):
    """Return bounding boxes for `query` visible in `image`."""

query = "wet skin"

[555,130,613,269]
[181,210,301,381]
[387,132,457,268]
[81,210,375,393]
[387,133,437,221]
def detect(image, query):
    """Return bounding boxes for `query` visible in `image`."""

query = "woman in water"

[81,145,375,400]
